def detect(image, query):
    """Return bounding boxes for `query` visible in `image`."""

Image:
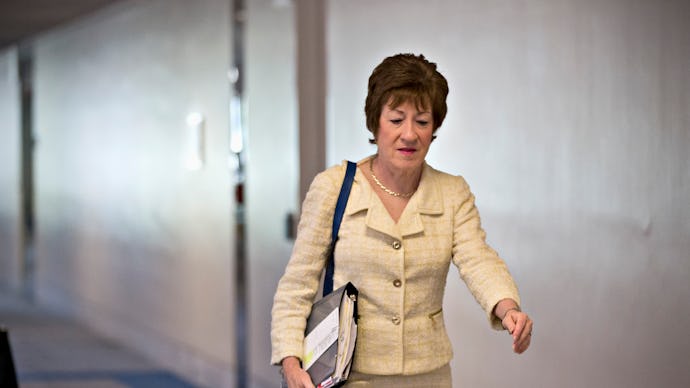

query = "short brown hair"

[364,53,449,143]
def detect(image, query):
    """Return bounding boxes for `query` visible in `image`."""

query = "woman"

[271,53,533,387]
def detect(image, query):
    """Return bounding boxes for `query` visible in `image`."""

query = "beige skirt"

[343,364,451,387]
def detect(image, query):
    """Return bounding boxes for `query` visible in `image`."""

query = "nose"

[400,119,418,142]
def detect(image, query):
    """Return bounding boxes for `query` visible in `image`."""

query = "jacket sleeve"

[450,176,521,330]
[270,167,341,365]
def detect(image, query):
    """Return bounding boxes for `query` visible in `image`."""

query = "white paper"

[303,307,339,371]
[335,295,356,377]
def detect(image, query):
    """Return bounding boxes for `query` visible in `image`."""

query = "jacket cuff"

[486,293,521,330]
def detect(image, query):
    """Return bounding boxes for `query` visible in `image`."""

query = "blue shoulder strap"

[323,161,356,296]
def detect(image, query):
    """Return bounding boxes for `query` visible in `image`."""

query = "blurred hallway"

[1,1,689,387]
[1,293,197,388]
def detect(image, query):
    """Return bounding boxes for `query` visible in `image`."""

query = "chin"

[397,157,424,169]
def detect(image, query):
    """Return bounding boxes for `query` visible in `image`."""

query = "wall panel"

[31,1,235,385]
[327,0,690,386]
[0,47,21,291]
[245,1,298,386]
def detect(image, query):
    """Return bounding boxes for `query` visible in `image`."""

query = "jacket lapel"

[398,164,444,237]
[346,162,444,239]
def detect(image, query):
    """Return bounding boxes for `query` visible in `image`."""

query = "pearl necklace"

[369,157,416,198]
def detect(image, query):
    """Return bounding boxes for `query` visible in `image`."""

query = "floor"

[0,292,198,388]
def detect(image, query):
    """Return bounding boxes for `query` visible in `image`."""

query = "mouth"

[398,147,417,156]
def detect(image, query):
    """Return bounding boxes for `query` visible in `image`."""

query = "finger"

[514,321,533,353]
[286,369,315,388]
[515,333,531,354]
[511,314,527,341]
[289,377,314,388]
[514,318,531,344]
[299,372,315,388]
[519,320,533,343]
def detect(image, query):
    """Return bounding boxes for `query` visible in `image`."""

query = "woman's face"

[375,100,434,172]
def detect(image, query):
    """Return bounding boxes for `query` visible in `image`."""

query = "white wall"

[245,1,298,387]
[2,1,688,387]
[0,47,21,292]
[327,0,690,387]
[30,0,235,386]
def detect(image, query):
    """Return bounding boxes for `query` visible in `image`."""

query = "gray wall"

[327,0,689,387]
[30,0,235,386]
[245,1,298,387]
[0,47,21,291]
[1,0,688,387]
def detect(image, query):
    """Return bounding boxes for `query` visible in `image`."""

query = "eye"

[416,120,430,126]
[390,119,403,125]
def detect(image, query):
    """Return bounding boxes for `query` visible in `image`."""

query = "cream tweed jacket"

[271,156,520,375]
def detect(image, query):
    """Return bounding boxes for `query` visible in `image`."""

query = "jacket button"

[392,240,401,250]
[391,315,401,325]
[393,279,402,287]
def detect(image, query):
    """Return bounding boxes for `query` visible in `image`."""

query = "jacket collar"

[346,158,443,238]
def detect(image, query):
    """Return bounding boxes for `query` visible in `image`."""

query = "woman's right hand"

[281,356,315,388]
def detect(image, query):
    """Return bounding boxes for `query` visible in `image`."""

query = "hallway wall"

[2,1,688,387]
[0,47,21,291]
[326,0,689,387]
[244,1,298,387]
[28,0,235,386]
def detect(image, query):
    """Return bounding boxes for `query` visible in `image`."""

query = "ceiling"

[0,0,123,50]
